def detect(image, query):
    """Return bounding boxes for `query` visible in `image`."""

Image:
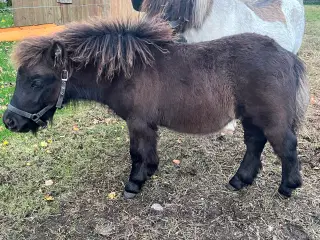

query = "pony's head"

[3,17,174,133]
[3,38,68,133]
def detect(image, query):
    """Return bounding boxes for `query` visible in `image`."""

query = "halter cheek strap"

[56,70,68,108]
[7,69,69,128]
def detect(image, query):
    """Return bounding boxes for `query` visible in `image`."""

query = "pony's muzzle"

[3,110,19,132]
[3,109,32,133]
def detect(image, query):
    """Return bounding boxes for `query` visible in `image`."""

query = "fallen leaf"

[93,119,100,124]
[105,118,112,124]
[44,180,54,186]
[151,203,164,211]
[44,194,54,201]
[47,139,53,144]
[2,140,9,146]
[105,118,117,125]
[107,192,117,200]
[0,66,3,73]
[311,96,316,105]
[26,162,31,166]
[40,141,48,148]
[268,225,274,232]
[73,125,80,131]
[95,223,114,236]
[172,159,181,165]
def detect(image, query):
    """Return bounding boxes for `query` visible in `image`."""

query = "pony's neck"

[64,66,111,105]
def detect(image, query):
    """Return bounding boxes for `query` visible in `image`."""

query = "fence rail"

[6,0,139,27]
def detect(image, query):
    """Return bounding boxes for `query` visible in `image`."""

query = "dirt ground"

[1,6,320,240]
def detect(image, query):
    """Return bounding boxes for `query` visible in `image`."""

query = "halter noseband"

[7,69,69,128]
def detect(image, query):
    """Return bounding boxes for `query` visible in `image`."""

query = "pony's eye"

[31,79,43,88]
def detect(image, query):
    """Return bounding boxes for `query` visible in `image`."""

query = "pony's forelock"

[12,36,54,69]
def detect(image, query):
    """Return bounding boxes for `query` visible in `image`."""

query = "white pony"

[132,0,305,134]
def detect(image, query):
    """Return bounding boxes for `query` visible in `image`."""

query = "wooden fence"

[12,0,140,27]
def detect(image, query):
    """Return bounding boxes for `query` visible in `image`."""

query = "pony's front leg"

[124,118,159,199]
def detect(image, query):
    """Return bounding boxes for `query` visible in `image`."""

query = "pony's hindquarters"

[227,40,309,196]
[181,0,305,136]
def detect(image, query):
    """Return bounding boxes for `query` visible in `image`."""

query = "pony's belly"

[162,112,235,135]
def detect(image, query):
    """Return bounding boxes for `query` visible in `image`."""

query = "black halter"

[7,70,69,128]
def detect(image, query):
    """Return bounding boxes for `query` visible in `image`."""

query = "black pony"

[3,17,309,199]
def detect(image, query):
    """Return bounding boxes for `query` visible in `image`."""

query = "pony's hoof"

[123,191,137,199]
[278,177,302,198]
[278,186,293,198]
[228,175,248,190]
[226,183,238,191]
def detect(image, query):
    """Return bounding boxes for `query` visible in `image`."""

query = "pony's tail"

[293,57,309,131]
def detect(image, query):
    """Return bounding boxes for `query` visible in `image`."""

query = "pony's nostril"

[5,118,17,129]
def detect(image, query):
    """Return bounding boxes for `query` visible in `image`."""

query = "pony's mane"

[13,17,175,79]
[142,0,213,31]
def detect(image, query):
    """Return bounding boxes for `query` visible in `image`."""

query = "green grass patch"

[305,5,320,22]
[0,42,15,141]
[0,6,13,28]
[0,104,127,219]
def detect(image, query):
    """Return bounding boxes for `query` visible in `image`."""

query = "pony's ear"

[50,41,67,68]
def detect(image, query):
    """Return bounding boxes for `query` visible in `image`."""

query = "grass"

[0,41,15,140]
[0,4,14,28]
[0,7,14,140]
[0,5,320,240]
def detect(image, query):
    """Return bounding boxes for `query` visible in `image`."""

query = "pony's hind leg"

[265,127,302,197]
[124,118,159,199]
[229,119,267,190]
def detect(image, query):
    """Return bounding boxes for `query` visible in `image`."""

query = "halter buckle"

[31,114,40,121]
[61,70,69,82]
